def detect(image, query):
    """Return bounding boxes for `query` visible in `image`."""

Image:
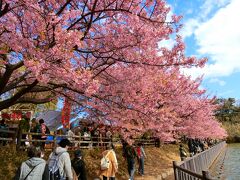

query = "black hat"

[58,139,73,148]
[39,119,44,124]
[74,150,82,158]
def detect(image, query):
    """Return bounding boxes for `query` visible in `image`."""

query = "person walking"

[0,119,9,146]
[30,118,38,146]
[48,139,73,180]
[67,128,75,143]
[19,116,30,147]
[136,143,146,176]
[39,119,50,150]
[179,144,188,161]
[187,139,195,156]
[100,144,118,180]
[124,144,137,180]
[72,150,87,180]
[14,146,49,180]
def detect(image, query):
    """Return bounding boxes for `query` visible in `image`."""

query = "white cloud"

[200,0,230,18]
[157,4,175,50]
[182,0,240,79]
[209,78,226,86]
[180,0,230,39]
[195,0,240,77]
[166,4,174,22]
[180,19,200,39]
[158,38,175,50]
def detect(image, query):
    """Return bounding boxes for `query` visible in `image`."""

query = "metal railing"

[173,141,226,180]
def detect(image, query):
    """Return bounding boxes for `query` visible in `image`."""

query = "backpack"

[100,151,110,170]
[126,146,136,159]
[49,152,65,180]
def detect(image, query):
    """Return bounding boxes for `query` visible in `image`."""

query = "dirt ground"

[0,144,180,180]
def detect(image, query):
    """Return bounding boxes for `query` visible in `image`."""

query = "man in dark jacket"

[72,150,87,180]
[0,119,9,146]
[19,117,30,146]
[125,144,137,180]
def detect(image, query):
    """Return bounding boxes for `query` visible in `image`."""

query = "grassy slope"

[223,122,240,142]
[0,144,180,180]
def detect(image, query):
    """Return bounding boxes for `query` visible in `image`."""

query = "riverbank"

[0,144,180,180]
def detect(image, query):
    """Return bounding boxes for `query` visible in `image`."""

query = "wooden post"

[173,161,178,180]
[16,128,22,151]
[202,170,211,180]
[12,128,18,145]
[53,132,57,151]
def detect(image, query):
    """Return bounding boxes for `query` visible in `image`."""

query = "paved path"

[135,169,174,180]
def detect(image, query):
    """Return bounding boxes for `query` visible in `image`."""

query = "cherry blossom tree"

[0,0,226,140]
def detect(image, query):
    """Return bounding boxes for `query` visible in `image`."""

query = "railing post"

[53,132,57,151]
[12,128,18,145]
[173,161,178,180]
[16,128,22,151]
[202,170,211,180]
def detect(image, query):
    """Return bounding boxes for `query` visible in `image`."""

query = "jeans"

[138,157,144,175]
[103,176,115,180]
[127,158,135,180]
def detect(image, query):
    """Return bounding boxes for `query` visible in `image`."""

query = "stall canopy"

[35,110,62,131]
[36,110,77,131]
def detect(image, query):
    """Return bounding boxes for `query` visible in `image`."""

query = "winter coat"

[48,146,73,180]
[179,147,187,158]
[72,158,87,180]
[125,145,137,161]
[100,149,118,178]
[67,130,75,142]
[14,157,49,180]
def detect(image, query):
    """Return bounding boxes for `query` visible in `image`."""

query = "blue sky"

[165,0,240,99]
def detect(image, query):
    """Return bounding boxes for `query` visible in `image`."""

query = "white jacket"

[17,157,47,180]
[48,147,73,180]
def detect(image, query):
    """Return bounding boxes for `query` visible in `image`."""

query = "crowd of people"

[12,138,147,180]
[179,138,217,161]
[0,116,117,150]
[68,124,114,149]
[14,139,87,180]
[0,117,149,180]
[1,117,221,179]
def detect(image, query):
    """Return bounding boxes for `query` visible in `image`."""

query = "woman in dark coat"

[72,150,87,180]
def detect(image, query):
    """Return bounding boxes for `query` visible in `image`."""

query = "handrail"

[0,129,157,149]
[0,129,16,134]
[173,162,204,179]
[173,141,226,180]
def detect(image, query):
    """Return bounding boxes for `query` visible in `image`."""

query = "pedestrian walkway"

[135,168,174,180]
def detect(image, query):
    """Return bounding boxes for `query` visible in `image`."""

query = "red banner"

[61,98,71,128]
